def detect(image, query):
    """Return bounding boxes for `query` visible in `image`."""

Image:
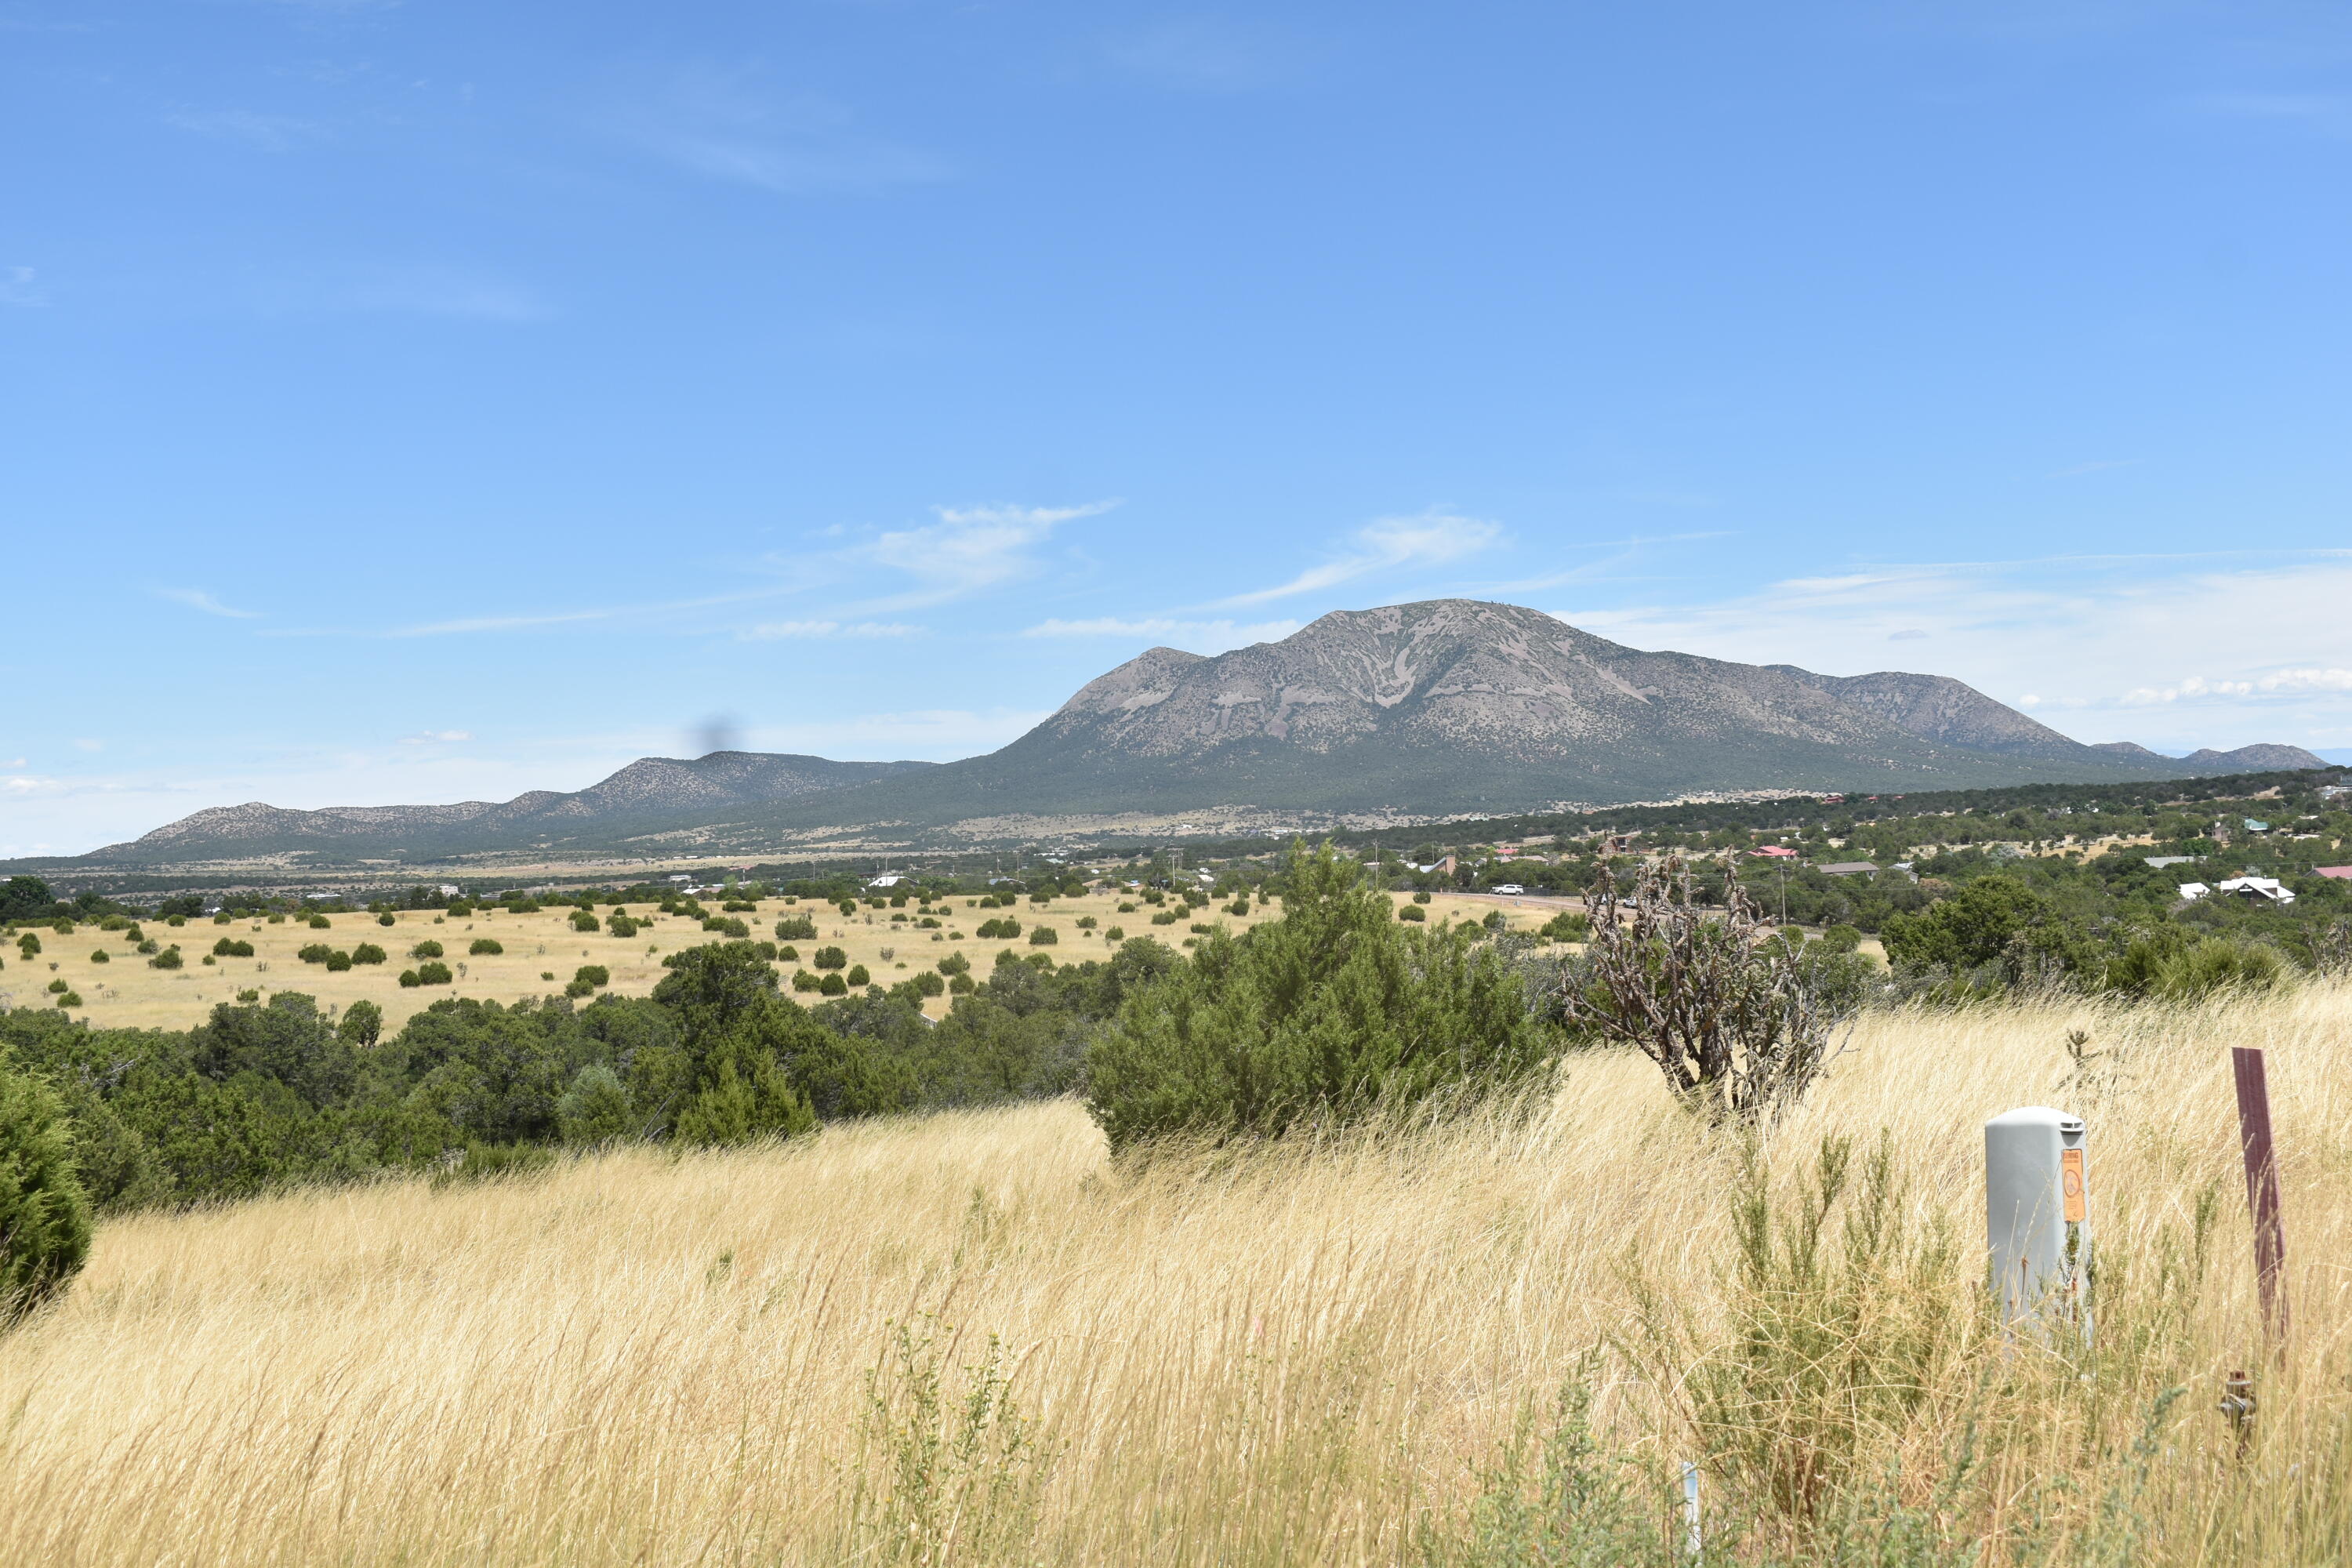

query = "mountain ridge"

[28,601,2329,866]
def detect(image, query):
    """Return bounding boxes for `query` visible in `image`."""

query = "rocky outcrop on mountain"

[1769,668,2095,760]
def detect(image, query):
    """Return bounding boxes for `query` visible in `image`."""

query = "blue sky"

[5,0,2350,855]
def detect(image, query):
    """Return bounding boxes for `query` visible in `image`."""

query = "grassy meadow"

[6,890,1556,1033]
[2,982,2347,1564]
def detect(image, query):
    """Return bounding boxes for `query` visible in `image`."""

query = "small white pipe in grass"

[1682,1461,1701,1559]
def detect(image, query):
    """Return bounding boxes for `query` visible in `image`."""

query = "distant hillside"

[76,753,936,865]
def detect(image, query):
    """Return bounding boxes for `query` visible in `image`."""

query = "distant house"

[437,884,462,897]
[1819,862,1878,877]
[2215,876,2296,905]
[1749,845,1799,860]
[2143,855,2197,869]
[2318,867,2352,881]
[2179,882,2212,902]
[2244,818,2271,834]
[866,875,902,889]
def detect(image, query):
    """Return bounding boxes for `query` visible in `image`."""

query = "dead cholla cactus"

[1557,854,1834,1125]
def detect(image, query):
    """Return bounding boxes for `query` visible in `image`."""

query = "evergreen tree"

[1085,842,1554,1150]
[0,1065,94,1323]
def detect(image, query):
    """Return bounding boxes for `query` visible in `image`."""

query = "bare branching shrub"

[1557,855,1835,1125]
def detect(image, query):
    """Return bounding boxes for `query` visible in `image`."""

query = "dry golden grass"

[10,890,1539,1033]
[9,984,2343,1564]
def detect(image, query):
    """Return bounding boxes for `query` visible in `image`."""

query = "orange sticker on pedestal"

[2061,1149,2086,1223]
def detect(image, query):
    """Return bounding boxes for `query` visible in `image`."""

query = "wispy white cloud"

[849,500,1119,608]
[155,586,263,619]
[618,68,949,196]
[398,730,472,744]
[1217,509,1505,608]
[2124,666,2352,705]
[1557,552,2352,753]
[164,107,325,151]
[2190,92,2351,129]
[1105,19,1293,92]
[1022,615,1299,653]
[742,619,920,640]
[0,267,47,307]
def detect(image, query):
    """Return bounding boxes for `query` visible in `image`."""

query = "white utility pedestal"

[1986,1105,2090,1337]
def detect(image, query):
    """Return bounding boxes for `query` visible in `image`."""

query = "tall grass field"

[2,985,2346,1564]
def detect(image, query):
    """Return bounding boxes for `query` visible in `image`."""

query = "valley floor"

[4,988,2350,1563]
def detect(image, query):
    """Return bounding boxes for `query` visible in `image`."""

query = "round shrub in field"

[608,915,639,938]
[469,938,503,956]
[812,946,848,971]
[573,964,609,989]
[416,960,454,985]
[45,980,65,994]
[791,968,821,992]
[818,971,849,996]
[1029,926,1059,946]
[844,964,869,987]
[702,916,750,939]
[411,940,445,960]
[1105,926,1126,942]
[0,1066,93,1324]
[350,942,387,964]
[308,915,332,929]
[54,993,81,1009]
[977,917,1023,940]
[914,970,945,997]
[149,947,183,970]
[87,950,109,964]
[570,911,599,933]
[1398,904,1427,922]
[776,945,799,963]
[16,935,39,957]
[52,919,74,935]
[298,943,333,964]
[774,914,817,942]
[398,970,422,988]
[937,952,971,977]
[212,937,256,958]
[325,951,354,971]
[1412,891,1432,904]
[376,913,395,927]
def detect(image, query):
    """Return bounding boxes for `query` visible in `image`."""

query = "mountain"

[82,752,935,865]
[1768,669,2103,760]
[2180,744,2328,771]
[685,600,2318,838]
[37,601,2328,869]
